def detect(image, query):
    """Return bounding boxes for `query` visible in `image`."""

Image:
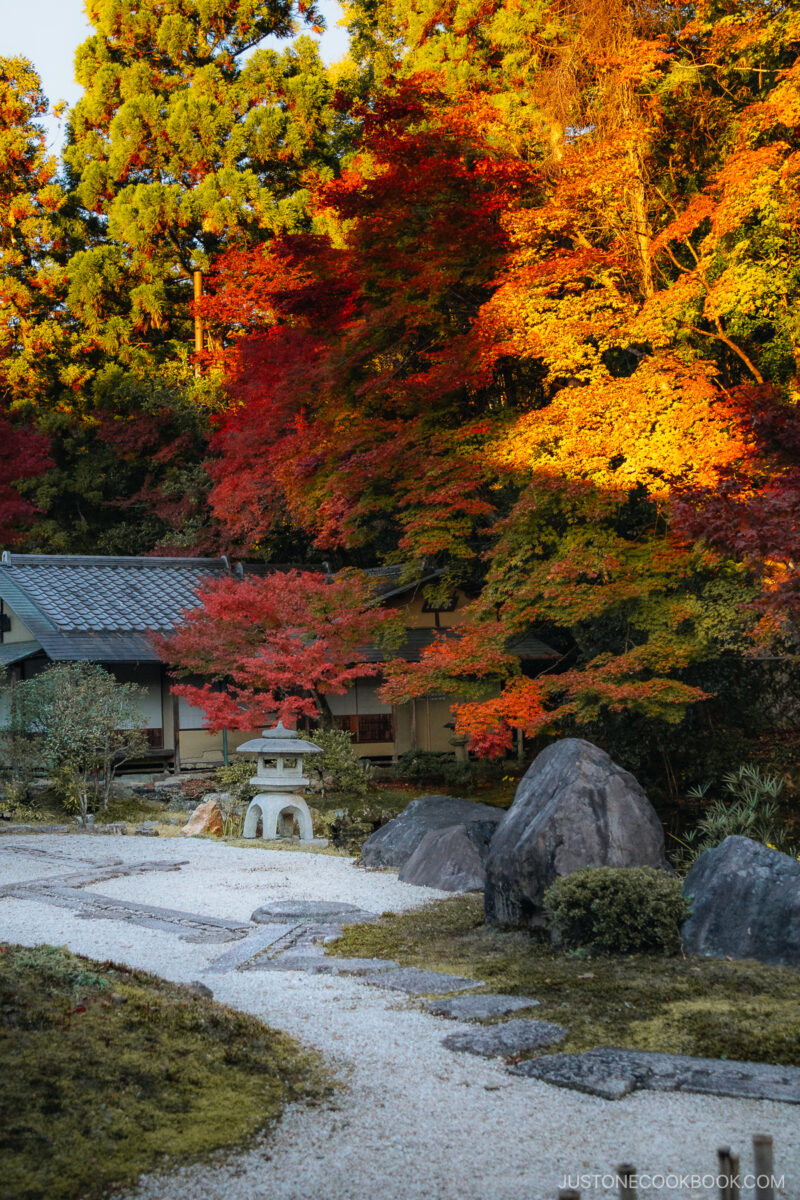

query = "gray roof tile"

[0,554,228,661]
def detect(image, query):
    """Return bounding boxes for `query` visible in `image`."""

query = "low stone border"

[0,823,127,835]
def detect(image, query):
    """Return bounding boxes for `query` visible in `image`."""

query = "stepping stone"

[442,1019,567,1058]
[246,954,400,976]
[361,967,485,995]
[251,901,376,925]
[510,1047,800,1104]
[425,994,539,1021]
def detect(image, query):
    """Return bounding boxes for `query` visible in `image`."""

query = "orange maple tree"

[173,0,800,758]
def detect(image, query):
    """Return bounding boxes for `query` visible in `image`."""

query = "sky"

[1,0,350,155]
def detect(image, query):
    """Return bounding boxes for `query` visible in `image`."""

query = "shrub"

[544,866,690,955]
[307,728,371,799]
[1,663,147,819]
[394,749,473,790]
[214,758,259,806]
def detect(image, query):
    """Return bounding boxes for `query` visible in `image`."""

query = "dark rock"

[425,994,539,1020]
[442,1018,567,1058]
[361,966,486,995]
[511,1047,800,1104]
[399,824,488,891]
[185,980,214,1000]
[360,795,503,870]
[484,738,667,927]
[682,835,800,968]
[251,901,376,924]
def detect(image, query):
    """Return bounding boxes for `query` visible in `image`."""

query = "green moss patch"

[0,944,332,1200]
[329,896,800,1065]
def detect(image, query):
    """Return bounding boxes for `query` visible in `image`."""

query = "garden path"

[0,834,797,1200]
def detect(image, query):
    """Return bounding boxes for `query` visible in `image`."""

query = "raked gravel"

[1,834,797,1200]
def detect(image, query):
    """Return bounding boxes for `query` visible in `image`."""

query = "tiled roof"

[0,554,229,662]
[0,640,42,666]
[0,553,559,667]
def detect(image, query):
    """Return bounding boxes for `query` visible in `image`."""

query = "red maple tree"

[157,568,397,730]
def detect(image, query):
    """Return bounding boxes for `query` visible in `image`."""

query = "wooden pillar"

[390,705,399,762]
[172,692,181,775]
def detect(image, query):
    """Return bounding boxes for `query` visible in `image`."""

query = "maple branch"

[686,325,764,384]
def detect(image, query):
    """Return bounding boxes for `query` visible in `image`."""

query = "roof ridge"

[1,553,230,569]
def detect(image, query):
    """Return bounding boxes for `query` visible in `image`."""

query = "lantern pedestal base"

[243,793,314,841]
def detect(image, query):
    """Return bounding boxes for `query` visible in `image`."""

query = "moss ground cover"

[329,896,800,1065]
[0,944,332,1200]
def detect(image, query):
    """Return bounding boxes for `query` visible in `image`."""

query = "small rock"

[442,1018,567,1058]
[181,799,224,837]
[185,980,214,1000]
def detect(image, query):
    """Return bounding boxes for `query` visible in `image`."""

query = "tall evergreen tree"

[63,0,342,369]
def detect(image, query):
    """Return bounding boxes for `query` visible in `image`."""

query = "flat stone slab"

[510,1047,800,1104]
[0,845,124,865]
[246,954,400,976]
[443,1019,567,1058]
[205,924,301,974]
[425,994,539,1021]
[251,901,376,925]
[361,967,485,995]
[3,871,250,943]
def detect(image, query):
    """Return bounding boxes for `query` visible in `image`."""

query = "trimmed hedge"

[544,866,690,955]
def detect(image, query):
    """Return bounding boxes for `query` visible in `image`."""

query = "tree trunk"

[315,690,334,730]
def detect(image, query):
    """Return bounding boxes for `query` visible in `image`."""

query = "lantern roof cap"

[236,721,322,756]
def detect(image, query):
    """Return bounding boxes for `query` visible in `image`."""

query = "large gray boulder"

[484,738,667,927]
[399,824,487,891]
[360,795,504,870]
[682,835,800,968]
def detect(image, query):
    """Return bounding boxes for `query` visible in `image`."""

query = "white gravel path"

[1,834,797,1200]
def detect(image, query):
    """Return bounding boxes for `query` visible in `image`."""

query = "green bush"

[307,728,371,798]
[0,663,147,820]
[214,758,259,806]
[394,749,473,790]
[544,866,690,955]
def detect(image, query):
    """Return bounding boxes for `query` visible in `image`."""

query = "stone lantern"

[237,722,322,841]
